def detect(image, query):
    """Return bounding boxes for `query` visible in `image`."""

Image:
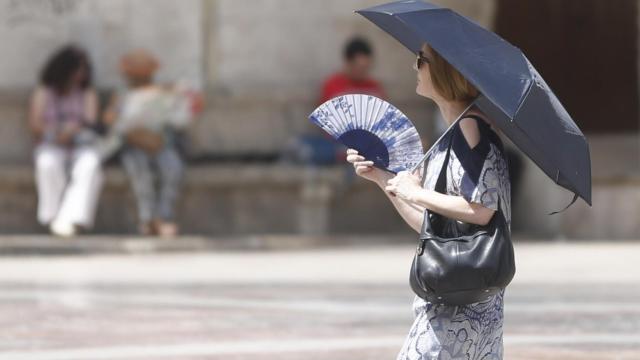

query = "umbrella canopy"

[356,0,592,211]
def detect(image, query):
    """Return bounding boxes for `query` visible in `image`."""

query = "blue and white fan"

[309,94,424,173]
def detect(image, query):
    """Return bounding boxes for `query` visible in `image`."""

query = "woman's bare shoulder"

[29,86,50,108]
[457,116,482,150]
[32,85,49,98]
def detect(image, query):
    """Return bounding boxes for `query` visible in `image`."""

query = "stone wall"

[0,0,203,163]
[0,0,203,91]
[0,0,497,160]
[191,0,496,155]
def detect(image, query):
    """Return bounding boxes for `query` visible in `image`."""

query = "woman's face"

[415,44,435,99]
[70,64,87,89]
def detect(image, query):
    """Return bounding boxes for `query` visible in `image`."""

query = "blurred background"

[0,0,636,239]
[0,1,638,359]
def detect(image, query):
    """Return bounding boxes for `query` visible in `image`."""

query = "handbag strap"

[433,130,454,195]
[420,115,505,236]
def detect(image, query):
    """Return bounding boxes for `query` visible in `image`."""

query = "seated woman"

[29,45,103,237]
[103,49,201,237]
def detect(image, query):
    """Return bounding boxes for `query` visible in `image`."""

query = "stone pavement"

[0,239,638,359]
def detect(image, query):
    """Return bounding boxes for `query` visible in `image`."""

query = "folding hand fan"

[308,94,424,173]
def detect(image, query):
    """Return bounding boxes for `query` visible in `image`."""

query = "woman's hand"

[56,122,82,146]
[346,149,392,187]
[385,171,423,202]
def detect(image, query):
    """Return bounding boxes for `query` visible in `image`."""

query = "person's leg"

[54,146,104,233]
[34,144,68,226]
[121,147,156,234]
[154,146,184,237]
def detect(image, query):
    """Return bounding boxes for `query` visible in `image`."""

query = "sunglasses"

[415,51,430,70]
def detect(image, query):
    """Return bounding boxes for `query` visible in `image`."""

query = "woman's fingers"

[346,149,373,165]
[346,149,378,178]
[355,165,373,175]
[354,161,374,174]
[346,154,365,163]
[353,161,373,167]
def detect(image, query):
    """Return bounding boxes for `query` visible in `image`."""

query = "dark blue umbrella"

[356,0,592,213]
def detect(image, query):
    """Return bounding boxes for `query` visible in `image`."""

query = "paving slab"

[0,240,637,359]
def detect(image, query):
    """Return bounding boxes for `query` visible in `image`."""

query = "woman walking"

[28,45,103,237]
[347,42,511,359]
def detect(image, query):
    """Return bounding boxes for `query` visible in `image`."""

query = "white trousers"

[34,144,104,228]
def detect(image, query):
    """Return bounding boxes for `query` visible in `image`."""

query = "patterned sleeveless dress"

[396,115,512,360]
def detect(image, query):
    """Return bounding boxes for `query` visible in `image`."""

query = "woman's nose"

[413,61,419,71]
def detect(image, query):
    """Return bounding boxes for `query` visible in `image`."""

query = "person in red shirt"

[293,37,385,165]
[283,37,388,166]
[320,37,386,104]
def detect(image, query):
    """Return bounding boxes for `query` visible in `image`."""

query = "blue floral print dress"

[397,115,512,360]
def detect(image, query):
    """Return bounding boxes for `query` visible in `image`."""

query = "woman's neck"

[435,97,499,138]
[434,98,472,126]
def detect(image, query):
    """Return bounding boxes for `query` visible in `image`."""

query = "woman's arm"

[27,87,47,140]
[411,188,495,226]
[83,88,98,125]
[386,117,499,226]
[385,171,495,226]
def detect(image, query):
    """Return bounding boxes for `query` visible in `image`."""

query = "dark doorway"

[495,0,638,133]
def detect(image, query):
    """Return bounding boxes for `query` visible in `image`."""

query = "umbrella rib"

[512,66,536,119]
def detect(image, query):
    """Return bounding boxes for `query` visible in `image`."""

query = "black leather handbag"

[409,124,515,306]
